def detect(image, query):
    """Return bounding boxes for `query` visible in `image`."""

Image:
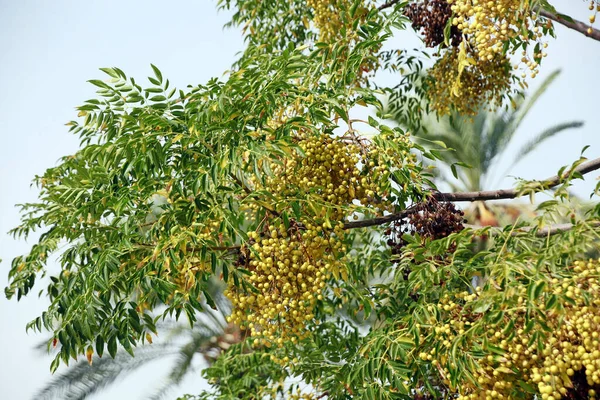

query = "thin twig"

[540,9,600,42]
[230,173,252,195]
[343,204,419,229]
[378,0,402,11]
[465,221,600,237]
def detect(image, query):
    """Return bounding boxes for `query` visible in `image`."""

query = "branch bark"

[433,157,600,202]
[540,10,600,42]
[343,204,419,229]
[378,0,401,11]
[350,156,600,229]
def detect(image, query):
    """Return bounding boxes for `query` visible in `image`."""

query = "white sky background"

[0,0,599,399]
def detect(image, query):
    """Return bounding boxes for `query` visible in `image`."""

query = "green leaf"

[451,163,458,179]
[545,294,558,311]
[96,335,104,358]
[150,64,163,84]
[99,67,120,79]
[107,335,117,359]
[50,356,61,374]
[88,79,111,90]
[203,290,217,310]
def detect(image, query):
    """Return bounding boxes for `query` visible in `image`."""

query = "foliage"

[5,1,600,399]
[33,283,230,400]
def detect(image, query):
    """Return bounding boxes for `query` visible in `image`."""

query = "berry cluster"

[227,132,387,347]
[225,221,345,347]
[386,197,465,255]
[426,47,512,116]
[268,133,382,216]
[404,0,462,48]
[418,259,600,400]
[307,0,349,43]
[447,0,549,79]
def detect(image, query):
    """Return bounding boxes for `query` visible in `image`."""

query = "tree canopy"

[5,1,600,399]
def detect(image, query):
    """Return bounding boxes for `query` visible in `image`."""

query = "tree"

[5,1,600,399]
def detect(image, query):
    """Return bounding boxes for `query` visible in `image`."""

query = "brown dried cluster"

[386,197,465,255]
[404,0,462,48]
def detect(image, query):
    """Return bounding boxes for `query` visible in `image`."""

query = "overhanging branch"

[540,10,600,42]
[351,156,600,229]
[434,157,600,202]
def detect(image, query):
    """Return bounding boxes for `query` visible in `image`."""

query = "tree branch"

[349,156,600,229]
[434,157,600,202]
[540,9,600,42]
[378,0,402,11]
[343,204,419,229]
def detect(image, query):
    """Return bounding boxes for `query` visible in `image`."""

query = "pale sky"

[1,1,599,399]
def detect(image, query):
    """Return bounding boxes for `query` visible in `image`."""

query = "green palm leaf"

[509,121,585,169]
[34,343,178,400]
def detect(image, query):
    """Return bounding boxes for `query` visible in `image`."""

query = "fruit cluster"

[418,259,600,399]
[447,0,548,79]
[404,0,462,48]
[227,132,387,346]
[225,221,346,346]
[269,133,383,215]
[426,46,512,116]
[307,0,353,43]
[386,197,465,255]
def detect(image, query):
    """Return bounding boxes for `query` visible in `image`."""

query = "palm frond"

[510,121,584,168]
[33,343,178,400]
[34,286,231,400]
[149,324,225,400]
[509,69,561,132]
[398,68,569,193]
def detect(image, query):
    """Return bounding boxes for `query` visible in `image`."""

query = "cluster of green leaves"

[219,0,315,50]
[5,0,420,375]
[382,48,431,131]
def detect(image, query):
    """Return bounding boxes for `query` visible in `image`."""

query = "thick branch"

[540,10,600,42]
[349,156,600,229]
[434,157,600,202]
